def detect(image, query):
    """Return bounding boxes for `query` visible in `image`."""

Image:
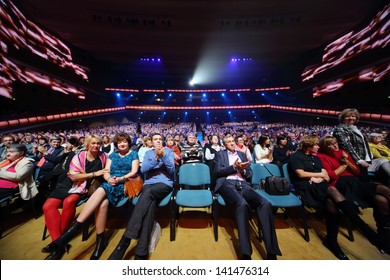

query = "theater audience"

[0,134,15,161]
[181,133,203,164]
[235,135,252,163]
[254,135,273,164]
[42,137,94,252]
[318,135,390,239]
[101,135,115,155]
[287,133,299,152]
[0,144,38,200]
[108,133,174,260]
[43,134,111,260]
[369,133,390,161]
[214,135,282,260]
[289,136,389,259]
[333,108,372,182]
[137,136,152,166]
[35,136,65,190]
[272,135,292,168]
[368,133,390,185]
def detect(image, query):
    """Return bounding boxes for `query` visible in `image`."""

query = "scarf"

[68,150,107,194]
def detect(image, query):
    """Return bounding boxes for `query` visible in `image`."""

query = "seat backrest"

[282,163,292,184]
[250,163,281,185]
[178,163,210,186]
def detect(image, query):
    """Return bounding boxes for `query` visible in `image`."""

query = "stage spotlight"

[168,93,172,97]
[203,93,207,98]
[207,111,209,115]
[189,80,194,86]
[189,94,193,97]
[275,92,279,95]
[116,92,121,97]
[228,111,231,114]
[221,93,225,97]
[261,93,265,96]
[237,93,240,97]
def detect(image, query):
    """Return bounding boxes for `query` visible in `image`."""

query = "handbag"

[262,176,290,195]
[88,179,101,196]
[260,164,290,195]
[124,175,143,198]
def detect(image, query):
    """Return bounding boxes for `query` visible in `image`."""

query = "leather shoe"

[44,244,69,260]
[41,242,56,253]
[108,237,130,260]
[42,243,70,254]
[266,254,277,260]
[323,240,349,260]
[134,254,148,260]
[241,254,252,260]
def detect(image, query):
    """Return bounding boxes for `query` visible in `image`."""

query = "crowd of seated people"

[0,117,389,260]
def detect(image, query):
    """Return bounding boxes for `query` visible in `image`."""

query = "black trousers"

[124,183,171,256]
[218,179,282,256]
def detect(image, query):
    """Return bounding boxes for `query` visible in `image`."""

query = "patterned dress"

[101,150,139,206]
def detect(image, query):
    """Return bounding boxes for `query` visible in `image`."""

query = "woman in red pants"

[41,135,107,258]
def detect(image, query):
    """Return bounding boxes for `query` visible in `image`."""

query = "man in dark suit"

[35,136,65,191]
[214,135,282,260]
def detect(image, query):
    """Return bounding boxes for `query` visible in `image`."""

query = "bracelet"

[92,172,95,178]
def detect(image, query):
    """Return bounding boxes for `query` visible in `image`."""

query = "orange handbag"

[124,175,143,198]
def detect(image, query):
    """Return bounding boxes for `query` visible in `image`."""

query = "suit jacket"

[41,146,65,171]
[333,123,371,163]
[214,150,253,192]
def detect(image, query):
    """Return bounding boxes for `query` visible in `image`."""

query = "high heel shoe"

[90,233,107,260]
[44,244,70,260]
[323,239,349,260]
[42,243,71,254]
[41,242,56,253]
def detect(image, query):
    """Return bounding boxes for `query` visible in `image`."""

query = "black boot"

[42,243,70,254]
[376,213,390,254]
[108,236,131,260]
[90,233,107,260]
[337,201,382,248]
[44,244,71,260]
[324,211,349,260]
[44,221,82,260]
[134,254,148,260]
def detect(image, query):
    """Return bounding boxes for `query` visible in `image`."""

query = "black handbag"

[260,164,290,195]
[263,176,290,195]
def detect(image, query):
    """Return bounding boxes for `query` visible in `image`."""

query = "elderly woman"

[318,136,390,239]
[0,144,38,200]
[289,136,389,259]
[368,133,390,185]
[44,133,139,260]
[333,108,372,182]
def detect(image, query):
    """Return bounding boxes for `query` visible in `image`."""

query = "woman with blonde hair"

[43,134,109,260]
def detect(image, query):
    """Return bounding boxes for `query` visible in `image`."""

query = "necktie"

[36,147,54,167]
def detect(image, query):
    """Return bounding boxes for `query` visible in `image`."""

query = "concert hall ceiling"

[13,0,388,88]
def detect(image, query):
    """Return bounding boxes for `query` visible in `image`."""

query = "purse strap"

[262,164,275,177]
